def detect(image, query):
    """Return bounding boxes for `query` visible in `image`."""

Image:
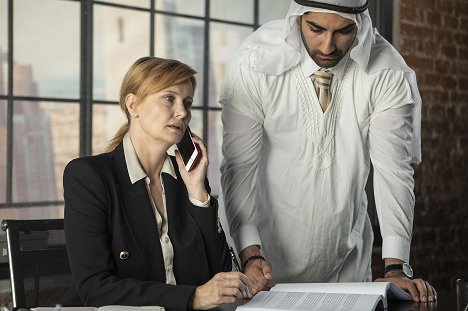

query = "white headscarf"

[241,0,422,163]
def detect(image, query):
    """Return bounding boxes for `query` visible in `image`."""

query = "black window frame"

[0,0,263,209]
[1,0,392,215]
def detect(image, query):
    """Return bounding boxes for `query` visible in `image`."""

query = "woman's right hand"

[175,133,210,202]
[189,272,252,310]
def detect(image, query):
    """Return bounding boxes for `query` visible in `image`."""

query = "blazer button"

[119,251,129,260]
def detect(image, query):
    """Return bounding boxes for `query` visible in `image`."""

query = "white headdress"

[292,0,369,14]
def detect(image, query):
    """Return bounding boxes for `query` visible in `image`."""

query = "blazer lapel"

[163,166,210,284]
[112,144,166,280]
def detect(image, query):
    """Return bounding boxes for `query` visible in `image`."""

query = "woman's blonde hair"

[106,56,197,152]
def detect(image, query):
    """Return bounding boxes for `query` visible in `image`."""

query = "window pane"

[97,0,149,9]
[0,0,7,95]
[188,109,203,140]
[12,101,79,202]
[156,0,205,17]
[92,104,127,154]
[0,100,6,203]
[259,0,290,25]
[155,14,205,108]
[207,111,222,196]
[0,205,65,220]
[13,0,80,98]
[210,23,252,107]
[211,0,254,24]
[94,5,150,101]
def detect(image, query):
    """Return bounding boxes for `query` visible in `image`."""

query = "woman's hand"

[190,272,252,310]
[175,133,209,202]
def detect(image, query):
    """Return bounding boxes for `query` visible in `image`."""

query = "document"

[32,306,164,311]
[236,282,412,311]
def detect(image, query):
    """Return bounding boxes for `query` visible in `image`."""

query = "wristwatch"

[384,262,413,278]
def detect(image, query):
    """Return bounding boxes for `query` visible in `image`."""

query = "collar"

[123,133,177,184]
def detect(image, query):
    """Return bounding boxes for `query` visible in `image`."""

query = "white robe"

[220,12,419,282]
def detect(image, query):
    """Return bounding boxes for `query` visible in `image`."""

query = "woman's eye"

[165,95,175,104]
[184,100,193,109]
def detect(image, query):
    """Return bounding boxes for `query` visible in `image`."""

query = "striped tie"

[313,70,333,112]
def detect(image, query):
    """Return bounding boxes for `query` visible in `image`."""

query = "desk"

[217,289,457,311]
[13,290,457,311]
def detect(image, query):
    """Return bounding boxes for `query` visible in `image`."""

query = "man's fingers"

[404,282,420,302]
[380,277,437,303]
[431,285,438,301]
[261,260,273,279]
[242,259,276,295]
[249,276,266,294]
[413,278,430,302]
[412,278,436,302]
[246,273,267,294]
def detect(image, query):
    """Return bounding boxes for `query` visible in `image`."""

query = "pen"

[229,246,242,272]
[229,246,253,299]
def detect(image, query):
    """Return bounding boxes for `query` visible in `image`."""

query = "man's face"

[297,12,358,68]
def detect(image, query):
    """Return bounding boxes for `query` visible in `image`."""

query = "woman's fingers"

[217,272,253,299]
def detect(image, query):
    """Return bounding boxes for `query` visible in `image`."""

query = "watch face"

[402,263,414,278]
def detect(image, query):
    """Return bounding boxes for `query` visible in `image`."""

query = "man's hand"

[240,245,275,295]
[375,271,437,302]
[376,259,437,303]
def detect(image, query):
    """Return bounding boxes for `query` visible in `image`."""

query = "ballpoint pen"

[229,246,242,272]
[229,246,252,298]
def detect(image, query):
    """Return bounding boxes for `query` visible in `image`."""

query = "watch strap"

[384,264,403,274]
[385,263,413,278]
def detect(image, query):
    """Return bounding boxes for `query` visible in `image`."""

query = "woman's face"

[132,80,194,146]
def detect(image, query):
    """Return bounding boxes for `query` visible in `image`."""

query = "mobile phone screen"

[177,127,201,171]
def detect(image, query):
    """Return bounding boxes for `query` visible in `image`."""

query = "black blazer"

[62,142,231,310]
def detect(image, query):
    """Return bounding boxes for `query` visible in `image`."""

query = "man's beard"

[300,28,345,69]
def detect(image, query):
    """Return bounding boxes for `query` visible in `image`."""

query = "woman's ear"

[125,93,139,118]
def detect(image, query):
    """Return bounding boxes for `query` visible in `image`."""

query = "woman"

[63,57,251,310]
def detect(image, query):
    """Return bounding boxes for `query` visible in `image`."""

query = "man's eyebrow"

[305,20,326,30]
[305,20,356,32]
[339,23,357,32]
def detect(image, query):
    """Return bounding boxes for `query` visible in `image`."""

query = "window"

[0,0,290,219]
[0,0,387,222]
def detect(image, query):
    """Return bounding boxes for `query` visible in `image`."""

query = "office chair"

[1,219,72,308]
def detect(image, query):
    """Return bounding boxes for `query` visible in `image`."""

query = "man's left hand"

[375,271,437,303]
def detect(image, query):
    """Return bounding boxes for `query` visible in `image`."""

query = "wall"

[394,0,468,290]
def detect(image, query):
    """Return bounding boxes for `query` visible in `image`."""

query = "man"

[219,0,436,303]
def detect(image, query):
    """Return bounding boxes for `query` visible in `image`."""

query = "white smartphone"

[177,126,201,171]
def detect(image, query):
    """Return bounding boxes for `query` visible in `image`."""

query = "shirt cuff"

[381,235,411,262]
[232,224,262,253]
[189,195,211,207]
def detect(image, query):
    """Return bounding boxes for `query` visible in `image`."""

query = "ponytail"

[106,123,129,152]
